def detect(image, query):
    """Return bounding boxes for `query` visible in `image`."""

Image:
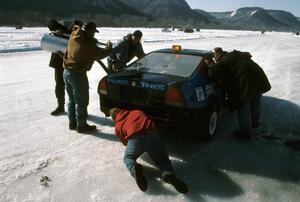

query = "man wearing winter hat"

[108,108,188,193]
[47,19,71,116]
[205,47,271,139]
[63,21,112,133]
[107,30,145,72]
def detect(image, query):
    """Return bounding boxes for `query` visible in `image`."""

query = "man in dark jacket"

[107,30,145,72]
[206,47,271,139]
[108,108,188,193]
[47,19,71,115]
[63,22,112,133]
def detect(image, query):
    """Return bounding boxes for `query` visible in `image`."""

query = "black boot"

[50,105,65,116]
[133,163,147,192]
[163,174,188,194]
[69,122,77,130]
[77,124,97,133]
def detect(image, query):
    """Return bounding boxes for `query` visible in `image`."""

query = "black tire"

[174,108,218,141]
[201,109,218,141]
[99,94,111,116]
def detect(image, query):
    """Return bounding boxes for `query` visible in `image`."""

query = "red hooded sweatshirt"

[114,109,157,145]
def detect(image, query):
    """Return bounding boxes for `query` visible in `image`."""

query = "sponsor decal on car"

[205,83,215,95]
[195,87,205,102]
[139,81,166,91]
[107,78,129,85]
[107,78,166,91]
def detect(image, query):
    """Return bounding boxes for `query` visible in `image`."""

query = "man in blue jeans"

[108,108,188,193]
[206,47,271,139]
[63,22,112,133]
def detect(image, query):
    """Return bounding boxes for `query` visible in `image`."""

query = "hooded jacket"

[114,109,157,145]
[108,34,145,69]
[208,50,271,109]
[63,26,111,71]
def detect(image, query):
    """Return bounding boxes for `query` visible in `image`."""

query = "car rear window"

[126,52,202,77]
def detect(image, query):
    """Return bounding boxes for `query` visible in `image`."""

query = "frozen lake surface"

[0,27,299,202]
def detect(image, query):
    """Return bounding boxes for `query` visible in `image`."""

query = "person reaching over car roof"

[63,21,112,133]
[205,47,271,140]
[108,108,188,193]
[107,30,145,72]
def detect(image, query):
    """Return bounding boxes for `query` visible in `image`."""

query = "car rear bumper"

[99,94,209,122]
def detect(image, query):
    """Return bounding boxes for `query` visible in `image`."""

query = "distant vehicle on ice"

[184,27,194,33]
[162,28,172,32]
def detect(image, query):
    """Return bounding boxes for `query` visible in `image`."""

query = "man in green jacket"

[63,22,112,133]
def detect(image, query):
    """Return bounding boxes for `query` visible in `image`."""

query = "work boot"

[76,124,97,133]
[50,106,64,116]
[163,174,188,194]
[133,163,147,192]
[233,130,250,140]
[69,122,77,130]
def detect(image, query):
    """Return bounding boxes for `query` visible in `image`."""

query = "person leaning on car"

[107,108,188,193]
[47,19,71,116]
[205,47,271,140]
[63,22,112,133]
[107,30,145,72]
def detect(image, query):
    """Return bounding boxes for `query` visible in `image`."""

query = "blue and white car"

[98,45,226,140]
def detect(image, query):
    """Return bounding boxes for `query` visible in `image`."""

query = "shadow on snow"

[86,96,300,199]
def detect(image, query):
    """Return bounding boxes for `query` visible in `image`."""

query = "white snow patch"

[0,28,300,201]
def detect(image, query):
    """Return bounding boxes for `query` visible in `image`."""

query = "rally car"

[98,45,226,140]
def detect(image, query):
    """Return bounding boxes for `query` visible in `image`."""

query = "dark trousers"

[237,94,262,133]
[54,68,65,106]
[124,132,174,177]
[63,69,89,127]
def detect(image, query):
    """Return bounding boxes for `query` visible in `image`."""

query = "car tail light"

[98,77,107,95]
[165,86,184,107]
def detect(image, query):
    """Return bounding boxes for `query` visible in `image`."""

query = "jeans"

[63,69,89,127]
[54,68,65,107]
[124,132,174,177]
[237,94,262,133]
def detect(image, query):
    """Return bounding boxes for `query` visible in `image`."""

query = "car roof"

[152,48,213,57]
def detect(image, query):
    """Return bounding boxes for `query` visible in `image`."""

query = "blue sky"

[185,0,300,16]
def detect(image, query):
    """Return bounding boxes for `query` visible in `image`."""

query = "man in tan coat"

[63,22,112,133]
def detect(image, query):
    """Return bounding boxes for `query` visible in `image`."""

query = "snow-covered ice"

[0,28,300,202]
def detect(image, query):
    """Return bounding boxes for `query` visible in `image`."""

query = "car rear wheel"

[174,108,218,141]
[202,110,218,140]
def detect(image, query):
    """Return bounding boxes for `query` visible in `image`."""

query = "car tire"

[201,109,218,141]
[99,95,111,116]
[176,107,218,141]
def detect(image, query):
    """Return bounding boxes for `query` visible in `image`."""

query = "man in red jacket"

[108,108,188,193]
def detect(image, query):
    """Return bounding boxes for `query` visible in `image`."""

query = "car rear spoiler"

[40,33,111,74]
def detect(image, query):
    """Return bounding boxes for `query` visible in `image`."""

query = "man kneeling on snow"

[108,108,188,193]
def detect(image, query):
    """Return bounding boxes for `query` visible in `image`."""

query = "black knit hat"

[48,19,60,31]
[133,30,143,38]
